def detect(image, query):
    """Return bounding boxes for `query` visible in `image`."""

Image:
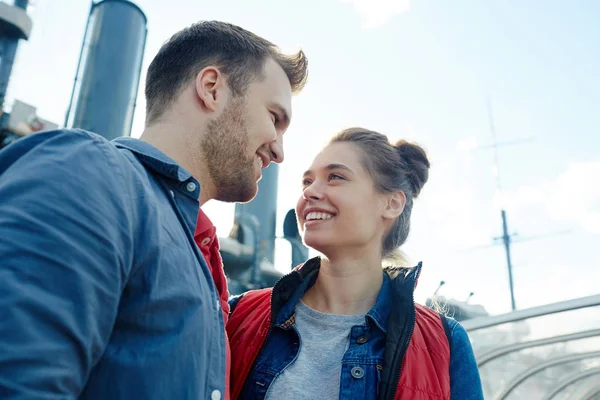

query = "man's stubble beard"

[201,97,258,203]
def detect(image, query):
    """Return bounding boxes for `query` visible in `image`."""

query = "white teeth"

[306,212,333,221]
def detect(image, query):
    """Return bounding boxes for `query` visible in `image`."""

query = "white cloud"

[504,160,600,234]
[339,0,411,29]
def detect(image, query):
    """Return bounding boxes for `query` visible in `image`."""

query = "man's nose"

[269,138,284,164]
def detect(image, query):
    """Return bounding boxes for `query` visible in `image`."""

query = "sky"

[7,0,600,316]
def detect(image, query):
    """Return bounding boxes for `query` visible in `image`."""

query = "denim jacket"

[230,259,484,399]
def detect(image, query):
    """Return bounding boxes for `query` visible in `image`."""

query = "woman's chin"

[302,234,328,254]
[303,234,340,257]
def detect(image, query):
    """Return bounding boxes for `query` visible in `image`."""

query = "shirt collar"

[366,273,393,334]
[112,137,193,183]
[195,209,216,242]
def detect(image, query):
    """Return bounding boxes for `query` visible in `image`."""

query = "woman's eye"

[329,174,344,181]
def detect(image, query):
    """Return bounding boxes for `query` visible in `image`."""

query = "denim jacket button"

[356,335,368,344]
[186,182,197,192]
[351,366,365,379]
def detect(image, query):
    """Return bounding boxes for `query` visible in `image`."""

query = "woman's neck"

[301,253,384,316]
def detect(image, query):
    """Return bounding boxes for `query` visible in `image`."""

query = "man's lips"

[257,152,270,169]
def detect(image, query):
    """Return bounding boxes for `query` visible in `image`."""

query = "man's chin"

[237,185,259,204]
[216,183,258,204]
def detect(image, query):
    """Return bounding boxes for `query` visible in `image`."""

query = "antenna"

[487,98,503,195]
[485,97,518,311]
[467,98,569,311]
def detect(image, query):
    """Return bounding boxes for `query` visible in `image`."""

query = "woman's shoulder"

[445,317,485,399]
[444,317,472,351]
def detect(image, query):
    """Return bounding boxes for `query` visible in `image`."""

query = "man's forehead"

[262,60,292,109]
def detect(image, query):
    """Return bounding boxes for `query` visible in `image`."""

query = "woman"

[226,128,484,400]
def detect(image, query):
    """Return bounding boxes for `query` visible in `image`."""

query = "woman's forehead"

[309,142,363,170]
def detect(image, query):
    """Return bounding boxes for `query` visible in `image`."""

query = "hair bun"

[395,139,430,198]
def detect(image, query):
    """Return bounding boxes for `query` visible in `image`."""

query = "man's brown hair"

[145,21,309,125]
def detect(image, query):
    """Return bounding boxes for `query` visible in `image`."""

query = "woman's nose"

[303,182,323,201]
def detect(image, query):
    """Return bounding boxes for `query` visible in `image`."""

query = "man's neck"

[140,122,215,206]
[302,251,384,316]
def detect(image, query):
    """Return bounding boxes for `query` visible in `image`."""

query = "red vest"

[227,288,450,399]
[194,210,231,400]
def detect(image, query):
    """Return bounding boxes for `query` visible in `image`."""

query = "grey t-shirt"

[265,300,365,400]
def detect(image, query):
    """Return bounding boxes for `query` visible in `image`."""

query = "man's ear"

[383,191,406,220]
[194,66,228,112]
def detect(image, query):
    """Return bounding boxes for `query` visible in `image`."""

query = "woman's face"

[296,142,395,257]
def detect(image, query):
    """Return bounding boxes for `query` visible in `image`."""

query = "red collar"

[195,209,216,243]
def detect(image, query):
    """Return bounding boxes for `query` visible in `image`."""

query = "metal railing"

[462,294,600,399]
[462,294,600,331]
[495,351,600,399]
[476,329,600,368]
[541,366,600,400]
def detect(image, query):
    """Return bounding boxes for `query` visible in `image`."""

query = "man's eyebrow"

[302,163,353,177]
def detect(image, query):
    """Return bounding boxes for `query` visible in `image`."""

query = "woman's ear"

[383,191,406,220]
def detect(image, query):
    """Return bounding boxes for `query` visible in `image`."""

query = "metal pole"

[126,23,147,136]
[488,97,517,312]
[14,0,29,10]
[0,0,30,109]
[64,0,94,127]
[501,210,516,311]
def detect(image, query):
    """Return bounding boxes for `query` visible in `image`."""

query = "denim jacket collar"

[271,257,422,333]
[365,273,392,334]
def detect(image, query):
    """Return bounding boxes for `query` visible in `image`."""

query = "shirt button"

[356,335,368,344]
[216,299,220,311]
[186,181,197,192]
[211,389,221,400]
[169,190,175,198]
[201,237,211,246]
[351,366,364,379]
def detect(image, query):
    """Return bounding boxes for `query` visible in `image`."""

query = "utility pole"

[487,98,517,312]
[456,98,567,312]
[498,210,516,311]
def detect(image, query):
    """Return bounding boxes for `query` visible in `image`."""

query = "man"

[0,21,308,399]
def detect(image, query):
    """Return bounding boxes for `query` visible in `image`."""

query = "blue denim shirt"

[240,271,483,399]
[0,129,225,399]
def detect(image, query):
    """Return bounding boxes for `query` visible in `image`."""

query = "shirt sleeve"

[0,130,135,398]
[448,318,485,400]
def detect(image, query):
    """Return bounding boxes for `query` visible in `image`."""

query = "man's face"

[201,58,292,203]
